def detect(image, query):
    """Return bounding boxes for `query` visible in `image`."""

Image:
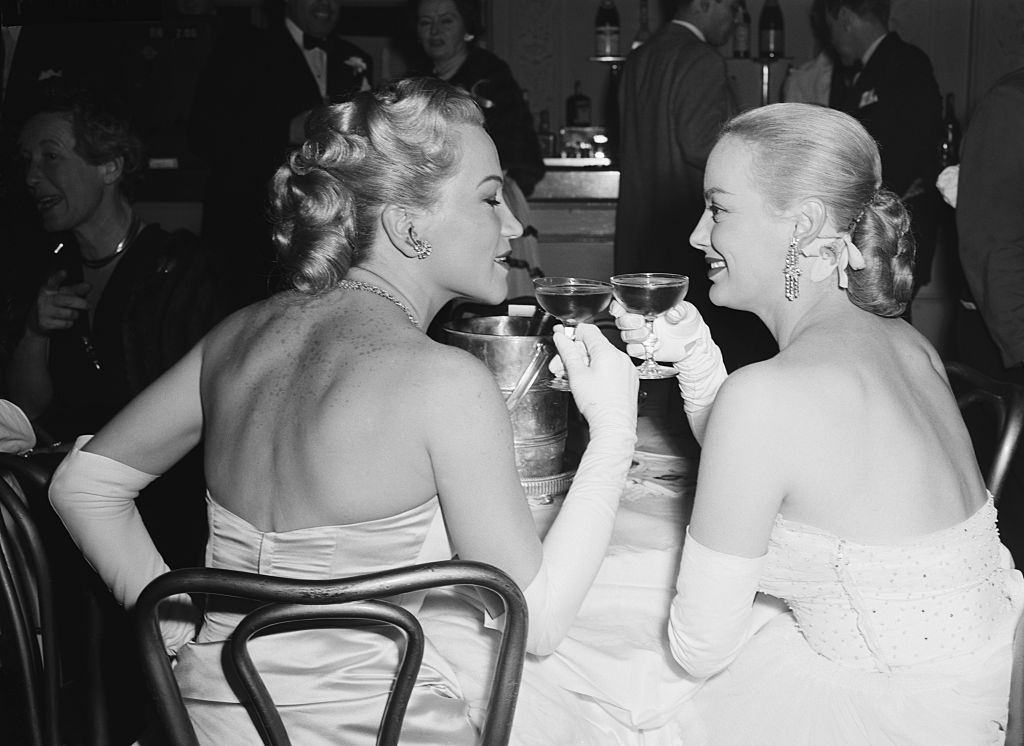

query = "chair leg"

[83,589,109,746]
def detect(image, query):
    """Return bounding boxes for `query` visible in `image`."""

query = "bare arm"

[429,324,639,654]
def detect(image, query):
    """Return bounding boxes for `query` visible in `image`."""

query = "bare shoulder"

[715,357,801,412]
[401,340,505,411]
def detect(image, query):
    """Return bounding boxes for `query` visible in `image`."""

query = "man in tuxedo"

[614,0,777,372]
[188,0,372,310]
[825,0,943,294]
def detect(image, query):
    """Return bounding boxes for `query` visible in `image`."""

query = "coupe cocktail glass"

[533,277,613,391]
[610,273,690,379]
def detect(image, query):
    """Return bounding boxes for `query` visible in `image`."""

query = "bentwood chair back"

[0,452,111,746]
[945,361,1024,505]
[136,559,528,746]
[0,470,59,746]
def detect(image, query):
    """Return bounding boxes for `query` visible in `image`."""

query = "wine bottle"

[566,81,592,127]
[595,0,621,57]
[939,92,961,168]
[733,0,751,58]
[537,109,557,158]
[758,0,785,60]
[631,0,651,50]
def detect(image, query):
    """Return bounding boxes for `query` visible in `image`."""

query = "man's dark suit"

[188,22,371,309]
[615,22,776,371]
[956,67,1024,372]
[829,32,942,288]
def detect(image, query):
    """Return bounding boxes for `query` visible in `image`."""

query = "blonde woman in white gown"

[48,78,639,744]
[615,103,1024,745]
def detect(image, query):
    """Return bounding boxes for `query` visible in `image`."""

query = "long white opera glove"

[49,435,198,655]
[667,528,766,679]
[522,324,638,655]
[612,301,727,444]
[668,305,727,444]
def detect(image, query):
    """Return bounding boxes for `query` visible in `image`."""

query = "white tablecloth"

[522,450,704,744]
[421,449,710,744]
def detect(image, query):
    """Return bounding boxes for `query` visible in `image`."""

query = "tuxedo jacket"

[189,22,371,196]
[830,33,943,285]
[187,22,371,307]
[956,67,1024,367]
[829,32,942,199]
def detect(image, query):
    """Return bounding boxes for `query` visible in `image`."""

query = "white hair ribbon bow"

[800,234,866,289]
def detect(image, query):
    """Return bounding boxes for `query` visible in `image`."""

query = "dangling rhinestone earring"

[407,226,432,260]
[783,236,801,301]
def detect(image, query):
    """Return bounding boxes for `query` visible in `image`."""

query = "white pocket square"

[858,89,878,108]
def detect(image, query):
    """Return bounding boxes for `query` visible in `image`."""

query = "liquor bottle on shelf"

[537,110,557,158]
[732,0,751,58]
[939,92,961,168]
[595,0,621,57]
[631,0,651,50]
[758,0,785,59]
[566,81,592,127]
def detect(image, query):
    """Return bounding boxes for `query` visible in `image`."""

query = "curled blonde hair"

[269,77,484,293]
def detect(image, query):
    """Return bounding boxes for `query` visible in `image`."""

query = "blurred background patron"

[188,0,373,310]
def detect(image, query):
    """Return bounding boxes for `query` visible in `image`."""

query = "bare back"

[694,308,987,555]
[199,290,522,533]
[774,314,985,538]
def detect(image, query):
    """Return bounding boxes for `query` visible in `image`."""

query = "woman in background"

[411,0,545,199]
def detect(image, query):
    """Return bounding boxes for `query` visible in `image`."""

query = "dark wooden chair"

[0,453,111,746]
[945,361,1024,505]
[0,471,60,746]
[136,560,528,746]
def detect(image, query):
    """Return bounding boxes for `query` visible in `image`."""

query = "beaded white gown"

[678,497,1024,745]
[169,495,478,745]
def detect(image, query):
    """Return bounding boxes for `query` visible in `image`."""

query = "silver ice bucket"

[442,315,573,503]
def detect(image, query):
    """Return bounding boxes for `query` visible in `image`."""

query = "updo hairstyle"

[720,103,915,317]
[269,77,484,294]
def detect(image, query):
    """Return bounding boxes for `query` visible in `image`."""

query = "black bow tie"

[303,33,329,52]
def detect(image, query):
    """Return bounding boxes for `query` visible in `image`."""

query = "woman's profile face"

[19,112,108,234]
[689,136,789,314]
[417,0,469,66]
[418,124,522,305]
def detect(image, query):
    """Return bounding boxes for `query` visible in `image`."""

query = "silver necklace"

[81,213,141,269]
[337,279,419,327]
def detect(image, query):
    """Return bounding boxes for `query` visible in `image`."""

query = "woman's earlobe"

[793,198,827,241]
[380,204,411,251]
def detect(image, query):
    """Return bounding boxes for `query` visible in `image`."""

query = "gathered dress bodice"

[761,497,1014,672]
[684,494,1023,745]
[170,494,476,745]
[197,495,448,642]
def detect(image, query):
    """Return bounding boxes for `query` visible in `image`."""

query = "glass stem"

[643,318,658,367]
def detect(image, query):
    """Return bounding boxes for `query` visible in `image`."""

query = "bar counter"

[528,165,619,281]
